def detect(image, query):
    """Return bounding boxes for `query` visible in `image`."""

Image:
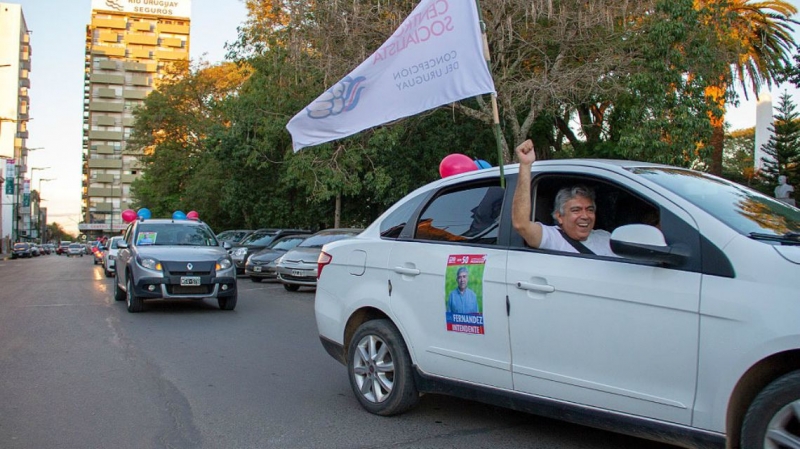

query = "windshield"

[218,230,250,242]
[270,236,306,251]
[241,230,277,246]
[630,167,800,238]
[134,223,219,246]
[299,231,358,248]
[110,238,121,249]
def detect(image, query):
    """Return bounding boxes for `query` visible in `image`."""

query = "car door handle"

[516,281,555,293]
[393,266,421,276]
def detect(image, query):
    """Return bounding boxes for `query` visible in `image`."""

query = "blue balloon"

[172,210,187,220]
[137,208,152,219]
[475,159,492,169]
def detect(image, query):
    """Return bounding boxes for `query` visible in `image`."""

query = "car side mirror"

[610,224,689,266]
[118,241,129,249]
[223,241,232,250]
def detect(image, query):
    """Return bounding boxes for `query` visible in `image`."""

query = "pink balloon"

[439,153,478,178]
[121,209,137,223]
[186,210,199,220]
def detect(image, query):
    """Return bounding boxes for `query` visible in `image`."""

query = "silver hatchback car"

[114,218,236,312]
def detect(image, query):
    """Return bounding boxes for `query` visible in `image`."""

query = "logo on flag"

[287,0,495,151]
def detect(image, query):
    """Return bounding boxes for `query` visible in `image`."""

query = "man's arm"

[511,140,544,248]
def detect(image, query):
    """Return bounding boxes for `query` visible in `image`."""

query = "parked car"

[103,236,123,278]
[276,228,362,291]
[216,229,254,245]
[67,243,84,257]
[56,241,70,255]
[229,228,312,274]
[314,159,800,448]
[244,234,308,282]
[30,245,41,257]
[113,218,237,312]
[11,242,32,259]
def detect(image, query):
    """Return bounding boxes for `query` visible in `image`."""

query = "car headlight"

[137,256,162,271]
[233,248,247,257]
[216,257,233,271]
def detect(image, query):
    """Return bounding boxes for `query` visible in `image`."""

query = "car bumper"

[131,275,238,299]
[245,264,278,279]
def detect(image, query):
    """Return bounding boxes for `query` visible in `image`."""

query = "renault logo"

[187,263,193,271]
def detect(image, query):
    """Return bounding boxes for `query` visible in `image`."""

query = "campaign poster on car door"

[444,254,486,335]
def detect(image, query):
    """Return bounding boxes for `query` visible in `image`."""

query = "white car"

[103,236,123,278]
[314,159,800,448]
[66,243,84,257]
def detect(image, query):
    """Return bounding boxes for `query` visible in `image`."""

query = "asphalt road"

[0,254,684,449]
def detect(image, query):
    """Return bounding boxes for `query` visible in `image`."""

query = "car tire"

[250,277,262,283]
[741,370,800,448]
[283,283,300,292]
[218,294,237,311]
[105,268,113,278]
[126,275,144,313]
[113,272,126,301]
[347,319,419,416]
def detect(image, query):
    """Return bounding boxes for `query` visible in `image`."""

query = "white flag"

[286,0,496,151]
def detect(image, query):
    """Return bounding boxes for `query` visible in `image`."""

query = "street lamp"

[38,178,54,198]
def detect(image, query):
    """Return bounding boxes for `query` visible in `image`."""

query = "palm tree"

[700,0,797,175]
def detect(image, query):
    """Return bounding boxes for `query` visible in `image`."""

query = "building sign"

[91,0,191,18]
[79,223,128,231]
[5,160,14,195]
[22,179,30,208]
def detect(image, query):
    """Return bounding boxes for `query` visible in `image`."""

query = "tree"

[724,127,758,185]
[759,91,800,190]
[47,222,74,242]
[698,0,797,175]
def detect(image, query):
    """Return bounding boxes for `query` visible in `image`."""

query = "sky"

[11,0,800,236]
[14,0,249,235]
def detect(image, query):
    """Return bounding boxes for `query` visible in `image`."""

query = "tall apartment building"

[80,0,191,237]
[0,3,32,251]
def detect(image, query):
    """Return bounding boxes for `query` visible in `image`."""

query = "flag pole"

[474,0,505,188]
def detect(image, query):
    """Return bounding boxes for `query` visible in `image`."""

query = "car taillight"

[317,251,332,279]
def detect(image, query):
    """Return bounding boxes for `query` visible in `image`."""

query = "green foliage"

[760,91,800,189]
[723,127,758,186]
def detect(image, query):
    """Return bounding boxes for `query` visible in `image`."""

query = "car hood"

[136,246,227,262]
[774,245,800,264]
[281,247,322,264]
[250,248,286,262]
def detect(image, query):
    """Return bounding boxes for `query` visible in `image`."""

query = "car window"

[110,238,120,249]
[414,184,504,245]
[380,193,427,239]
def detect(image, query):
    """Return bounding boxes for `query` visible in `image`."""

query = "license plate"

[291,269,305,277]
[180,276,201,286]
[253,266,262,272]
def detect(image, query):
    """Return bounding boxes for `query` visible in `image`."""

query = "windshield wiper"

[749,232,800,245]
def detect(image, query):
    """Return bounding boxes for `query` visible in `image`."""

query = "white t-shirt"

[539,224,616,256]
